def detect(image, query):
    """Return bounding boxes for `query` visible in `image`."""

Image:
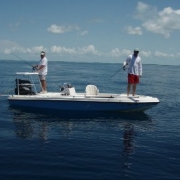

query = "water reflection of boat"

[11,107,153,138]
[122,123,135,174]
[11,108,153,177]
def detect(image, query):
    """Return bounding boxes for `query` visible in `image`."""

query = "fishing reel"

[32,66,38,71]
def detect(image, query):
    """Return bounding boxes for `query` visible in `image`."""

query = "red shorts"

[128,74,139,84]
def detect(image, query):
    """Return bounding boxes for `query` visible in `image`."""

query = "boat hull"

[8,94,159,112]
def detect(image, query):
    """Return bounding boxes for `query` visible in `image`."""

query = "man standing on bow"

[33,51,48,93]
[123,48,142,96]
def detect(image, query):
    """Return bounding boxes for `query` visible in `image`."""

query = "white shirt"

[38,57,48,75]
[123,54,142,76]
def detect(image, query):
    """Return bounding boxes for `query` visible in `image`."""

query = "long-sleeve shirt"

[123,54,142,76]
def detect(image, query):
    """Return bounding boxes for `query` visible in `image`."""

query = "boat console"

[60,83,76,95]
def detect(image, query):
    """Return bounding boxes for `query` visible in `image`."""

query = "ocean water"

[0,60,180,180]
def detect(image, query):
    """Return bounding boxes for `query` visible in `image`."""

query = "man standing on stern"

[123,48,142,96]
[33,51,48,93]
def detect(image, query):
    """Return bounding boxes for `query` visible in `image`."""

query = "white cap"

[40,51,45,55]
[134,48,139,52]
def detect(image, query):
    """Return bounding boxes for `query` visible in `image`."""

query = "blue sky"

[0,0,180,65]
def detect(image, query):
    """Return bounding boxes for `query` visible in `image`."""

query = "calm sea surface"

[0,60,180,180]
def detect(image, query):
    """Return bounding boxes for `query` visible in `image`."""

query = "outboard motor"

[15,79,35,95]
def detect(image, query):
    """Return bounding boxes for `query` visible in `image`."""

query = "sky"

[0,0,180,65]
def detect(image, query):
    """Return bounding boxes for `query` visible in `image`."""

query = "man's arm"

[123,56,129,70]
[139,58,142,77]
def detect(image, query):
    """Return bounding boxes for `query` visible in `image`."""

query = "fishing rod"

[11,52,34,68]
[110,67,126,78]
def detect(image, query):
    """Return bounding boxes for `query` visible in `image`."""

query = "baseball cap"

[40,51,45,55]
[134,48,139,52]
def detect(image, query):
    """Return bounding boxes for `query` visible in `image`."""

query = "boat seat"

[85,85,99,95]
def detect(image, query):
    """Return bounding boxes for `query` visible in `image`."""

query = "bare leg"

[132,84,137,96]
[127,83,131,96]
[40,80,47,91]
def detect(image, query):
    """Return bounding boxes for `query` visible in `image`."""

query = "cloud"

[125,26,142,35]
[1,40,178,60]
[25,46,48,54]
[177,53,180,58]
[135,2,180,38]
[110,48,131,57]
[110,48,152,58]
[136,1,149,12]
[135,2,158,20]
[78,30,89,36]
[51,46,76,54]
[2,45,47,55]
[47,24,88,36]
[47,24,80,34]
[51,45,101,56]
[9,18,23,31]
[154,51,175,58]
[140,50,152,57]
[78,45,101,55]
[0,40,20,51]
[5,44,100,57]
[0,40,48,55]
[1,42,101,57]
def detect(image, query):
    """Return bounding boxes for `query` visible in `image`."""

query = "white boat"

[7,72,160,112]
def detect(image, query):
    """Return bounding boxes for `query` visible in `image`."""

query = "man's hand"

[32,65,38,71]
